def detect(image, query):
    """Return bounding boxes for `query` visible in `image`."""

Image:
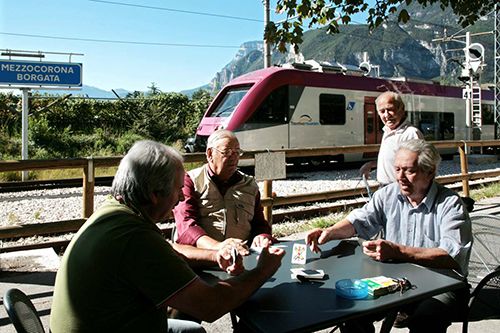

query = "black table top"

[219,239,466,333]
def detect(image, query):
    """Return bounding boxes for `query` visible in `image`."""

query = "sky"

[0,0,369,93]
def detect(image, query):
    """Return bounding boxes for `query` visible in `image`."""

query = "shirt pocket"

[235,202,254,225]
[422,232,439,248]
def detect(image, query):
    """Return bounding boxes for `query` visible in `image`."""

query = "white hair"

[111,140,183,205]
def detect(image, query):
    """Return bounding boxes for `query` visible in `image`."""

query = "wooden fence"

[1,139,500,222]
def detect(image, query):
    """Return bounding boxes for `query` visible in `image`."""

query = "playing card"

[230,247,238,265]
[291,243,307,265]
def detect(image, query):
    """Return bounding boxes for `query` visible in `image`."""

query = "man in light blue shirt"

[306,139,471,333]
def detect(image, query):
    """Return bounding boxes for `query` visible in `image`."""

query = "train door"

[363,96,382,158]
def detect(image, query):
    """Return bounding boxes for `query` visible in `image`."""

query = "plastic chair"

[3,288,45,333]
[463,214,500,333]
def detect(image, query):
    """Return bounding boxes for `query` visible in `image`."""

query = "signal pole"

[433,31,488,144]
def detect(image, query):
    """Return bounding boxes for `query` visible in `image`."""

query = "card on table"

[291,243,307,265]
[290,268,325,280]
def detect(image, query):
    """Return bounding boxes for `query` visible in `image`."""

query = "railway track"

[0,161,364,193]
[1,173,500,254]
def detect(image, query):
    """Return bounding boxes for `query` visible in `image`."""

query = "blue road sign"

[0,60,82,87]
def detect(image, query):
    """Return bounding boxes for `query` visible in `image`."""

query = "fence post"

[458,143,470,197]
[83,157,95,218]
[263,179,273,225]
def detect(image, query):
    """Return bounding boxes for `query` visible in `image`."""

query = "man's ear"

[206,148,213,161]
[150,192,158,206]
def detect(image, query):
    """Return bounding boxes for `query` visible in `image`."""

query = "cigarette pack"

[361,276,399,297]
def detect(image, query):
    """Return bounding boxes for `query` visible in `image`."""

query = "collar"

[383,117,411,134]
[206,164,242,187]
[111,196,161,231]
[397,181,438,211]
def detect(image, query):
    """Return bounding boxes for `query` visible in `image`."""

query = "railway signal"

[465,42,485,73]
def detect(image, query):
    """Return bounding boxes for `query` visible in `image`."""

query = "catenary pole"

[263,0,271,68]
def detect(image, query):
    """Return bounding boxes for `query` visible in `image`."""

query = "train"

[186,60,495,163]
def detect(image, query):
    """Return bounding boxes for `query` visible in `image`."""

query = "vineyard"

[0,88,212,163]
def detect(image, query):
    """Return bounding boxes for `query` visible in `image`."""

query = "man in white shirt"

[360,91,423,186]
[307,139,471,333]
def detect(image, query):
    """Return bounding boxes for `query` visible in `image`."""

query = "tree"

[147,82,161,96]
[265,0,497,52]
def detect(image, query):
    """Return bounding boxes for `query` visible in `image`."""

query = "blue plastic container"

[335,279,369,299]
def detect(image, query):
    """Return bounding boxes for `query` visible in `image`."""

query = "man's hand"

[362,239,402,262]
[217,238,250,256]
[305,228,332,253]
[256,245,285,276]
[216,244,244,276]
[251,234,273,248]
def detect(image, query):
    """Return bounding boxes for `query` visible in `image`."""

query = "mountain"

[207,3,495,92]
[180,84,211,97]
[35,85,130,98]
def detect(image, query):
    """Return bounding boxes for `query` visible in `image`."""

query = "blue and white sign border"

[0,59,82,88]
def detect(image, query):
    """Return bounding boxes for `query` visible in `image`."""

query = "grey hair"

[206,129,238,150]
[376,91,405,112]
[111,140,184,205]
[397,139,441,176]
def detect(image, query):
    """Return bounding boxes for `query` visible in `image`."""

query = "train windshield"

[209,86,251,118]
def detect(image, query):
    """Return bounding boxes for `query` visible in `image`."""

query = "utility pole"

[263,0,271,68]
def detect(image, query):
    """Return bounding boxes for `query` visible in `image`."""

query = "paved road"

[1,197,499,333]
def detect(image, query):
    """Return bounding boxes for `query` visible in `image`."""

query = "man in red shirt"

[174,129,274,252]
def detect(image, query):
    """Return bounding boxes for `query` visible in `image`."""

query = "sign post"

[255,152,286,225]
[0,50,83,180]
[21,88,29,180]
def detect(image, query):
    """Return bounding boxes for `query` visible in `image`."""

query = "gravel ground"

[1,160,500,229]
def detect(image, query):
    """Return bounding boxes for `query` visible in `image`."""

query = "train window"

[319,94,346,125]
[482,104,494,125]
[247,85,288,124]
[209,86,251,118]
[416,112,454,140]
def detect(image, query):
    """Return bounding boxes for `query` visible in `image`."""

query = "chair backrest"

[3,288,45,333]
[463,214,500,333]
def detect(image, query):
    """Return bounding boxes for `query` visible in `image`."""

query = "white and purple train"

[186,62,495,163]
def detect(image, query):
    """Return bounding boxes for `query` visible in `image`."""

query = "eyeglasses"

[212,147,244,157]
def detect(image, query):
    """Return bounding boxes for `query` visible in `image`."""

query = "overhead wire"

[88,0,264,22]
[0,32,241,49]
[3,3,494,51]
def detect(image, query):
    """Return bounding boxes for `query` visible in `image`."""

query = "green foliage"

[470,183,500,202]
[0,89,213,159]
[0,92,21,136]
[268,0,496,52]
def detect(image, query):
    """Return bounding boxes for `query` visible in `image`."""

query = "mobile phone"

[302,269,321,275]
[291,268,325,279]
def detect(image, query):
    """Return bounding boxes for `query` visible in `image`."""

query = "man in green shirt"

[50,140,285,333]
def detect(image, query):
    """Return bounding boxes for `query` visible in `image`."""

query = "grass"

[272,211,350,238]
[469,182,500,202]
[0,167,119,181]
